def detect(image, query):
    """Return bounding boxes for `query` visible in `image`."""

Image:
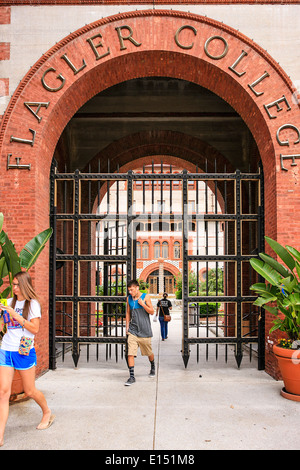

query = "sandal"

[36,414,55,430]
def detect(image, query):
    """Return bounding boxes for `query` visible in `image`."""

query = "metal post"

[127,170,133,282]
[235,169,243,368]
[257,163,265,370]
[49,159,57,370]
[182,169,190,367]
[72,169,80,367]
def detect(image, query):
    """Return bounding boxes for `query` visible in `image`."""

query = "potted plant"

[250,236,300,401]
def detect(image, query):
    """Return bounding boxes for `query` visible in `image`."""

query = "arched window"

[136,241,141,258]
[174,241,180,259]
[162,241,169,258]
[154,242,160,258]
[142,241,149,259]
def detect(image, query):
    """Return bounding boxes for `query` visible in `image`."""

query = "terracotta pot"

[273,344,300,401]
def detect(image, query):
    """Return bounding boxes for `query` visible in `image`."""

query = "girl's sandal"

[36,414,55,430]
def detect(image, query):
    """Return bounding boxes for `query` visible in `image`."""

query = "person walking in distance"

[0,271,55,447]
[125,280,155,386]
[156,293,172,341]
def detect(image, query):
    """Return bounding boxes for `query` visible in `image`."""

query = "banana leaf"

[265,236,296,271]
[253,293,277,307]
[0,255,8,281]
[264,305,279,315]
[269,320,284,334]
[250,283,279,297]
[286,245,300,263]
[0,286,11,299]
[250,258,282,286]
[0,230,6,245]
[295,261,300,280]
[250,282,272,293]
[277,299,291,316]
[19,228,53,270]
[280,275,297,293]
[0,213,3,233]
[1,233,21,279]
[286,293,300,306]
[259,252,290,278]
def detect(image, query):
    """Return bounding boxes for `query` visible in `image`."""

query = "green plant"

[96,281,126,296]
[175,270,201,299]
[138,279,149,291]
[0,212,53,298]
[191,302,221,317]
[250,236,300,345]
[175,268,224,299]
[200,268,224,295]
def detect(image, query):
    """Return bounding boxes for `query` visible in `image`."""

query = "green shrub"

[190,302,221,317]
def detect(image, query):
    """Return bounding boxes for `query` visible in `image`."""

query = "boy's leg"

[125,334,137,386]
[125,355,136,386]
[138,338,155,378]
[149,353,155,377]
[128,355,135,367]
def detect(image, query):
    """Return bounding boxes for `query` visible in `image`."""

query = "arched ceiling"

[55,78,259,172]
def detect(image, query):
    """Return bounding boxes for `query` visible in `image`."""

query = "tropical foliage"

[0,212,53,298]
[250,236,300,343]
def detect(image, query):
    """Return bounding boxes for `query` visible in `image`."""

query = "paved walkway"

[1,306,299,451]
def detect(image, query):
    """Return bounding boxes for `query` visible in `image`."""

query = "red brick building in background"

[0,1,299,386]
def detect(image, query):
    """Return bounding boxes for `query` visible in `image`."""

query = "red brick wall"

[0,10,299,378]
[0,6,10,24]
[0,43,10,60]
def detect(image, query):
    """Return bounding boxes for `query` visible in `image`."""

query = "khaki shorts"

[127,333,153,357]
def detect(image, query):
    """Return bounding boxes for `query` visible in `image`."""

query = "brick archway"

[90,133,229,214]
[139,262,180,295]
[84,130,235,174]
[0,10,299,377]
[139,261,180,282]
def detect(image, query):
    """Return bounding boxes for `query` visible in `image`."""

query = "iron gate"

[49,160,265,370]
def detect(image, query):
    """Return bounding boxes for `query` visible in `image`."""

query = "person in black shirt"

[156,293,172,341]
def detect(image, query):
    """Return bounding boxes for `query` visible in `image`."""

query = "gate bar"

[182,169,190,367]
[49,160,57,370]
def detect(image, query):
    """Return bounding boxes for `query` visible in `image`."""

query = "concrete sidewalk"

[1,309,299,451]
